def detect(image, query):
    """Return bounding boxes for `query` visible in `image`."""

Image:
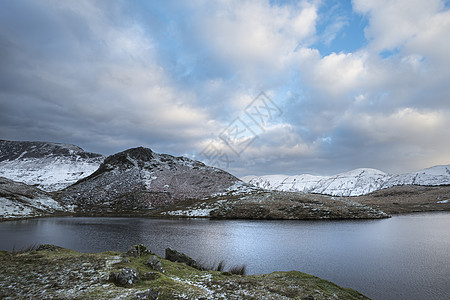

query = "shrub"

[12,243,39,255]
[228,265,247,275]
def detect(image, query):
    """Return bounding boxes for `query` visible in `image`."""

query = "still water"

[0,213,449,300]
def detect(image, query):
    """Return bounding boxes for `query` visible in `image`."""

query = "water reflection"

[0,213,449,300]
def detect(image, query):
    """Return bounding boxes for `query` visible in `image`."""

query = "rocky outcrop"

[58,147,241,213]
[124,244,153,258]
[109,268,140,286]
[165,248,200,269]
[145,256,164,272]
[0,140,104,191]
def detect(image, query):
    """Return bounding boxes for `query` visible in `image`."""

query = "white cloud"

[352,0,445,52]
[306,51,367,96]
[191,0,319,83]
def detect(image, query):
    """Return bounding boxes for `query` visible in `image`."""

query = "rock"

[109,268,140,286]
[135,288,159,299]
[125,244,152,258]
[145,255,164,272]
[165,248,199,269]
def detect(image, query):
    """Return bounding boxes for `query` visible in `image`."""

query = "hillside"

[58,147,243,213]
[0,177,68,220]
[0,140,104,191]
[353,184,450,214]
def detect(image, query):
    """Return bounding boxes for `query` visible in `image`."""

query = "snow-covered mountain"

[242,165,450,197]
[59,147,242,212]
[0,140,105,191]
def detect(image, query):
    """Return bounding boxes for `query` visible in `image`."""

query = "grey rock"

[109,268,140,286]
[125,244,152,258]
[135,288,159,299]
[145,255,164,272]
[165,248,199,269]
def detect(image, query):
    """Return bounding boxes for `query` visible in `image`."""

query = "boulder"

[135,289,159,300]
[165,248,199,269]
[125,244,152,258]
[109,268,140,286]
[145,255,164,272]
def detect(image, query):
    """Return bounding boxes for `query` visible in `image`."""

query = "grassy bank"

[0,244,369,299]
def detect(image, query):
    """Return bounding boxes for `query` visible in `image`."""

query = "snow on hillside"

[0,177,69,220]
[242,165,450,197]
[0,140,105,191]
[60,147,242,211]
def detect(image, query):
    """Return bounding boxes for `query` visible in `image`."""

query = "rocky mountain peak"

[60,146,241,212]
[105,147,154,166]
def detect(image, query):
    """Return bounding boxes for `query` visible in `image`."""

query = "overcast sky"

[1,0,450,177]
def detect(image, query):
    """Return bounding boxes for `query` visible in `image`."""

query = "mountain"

[242,165,450,196]
[58,147,242,213]
[0,177,68,220]
[0,140,105,191]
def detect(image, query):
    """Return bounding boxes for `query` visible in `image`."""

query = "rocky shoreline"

[0,244,369,299]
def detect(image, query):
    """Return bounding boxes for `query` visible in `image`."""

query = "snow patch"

[0,156,103,191]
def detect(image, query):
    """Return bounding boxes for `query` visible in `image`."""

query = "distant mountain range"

[0,139,448,220]
[242,165,450,196]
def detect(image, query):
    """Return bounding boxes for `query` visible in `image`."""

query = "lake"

[0,213,449,300]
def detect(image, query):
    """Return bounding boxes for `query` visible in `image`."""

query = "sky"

[1,0,450,177]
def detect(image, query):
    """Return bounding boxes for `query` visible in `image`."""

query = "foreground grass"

[0,244,369,299]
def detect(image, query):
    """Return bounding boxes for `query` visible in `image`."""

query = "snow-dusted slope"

[385,165,450,187]
[0,140,105,191]
[243,165,450,197]
[60,147,242,212]
[0,177,68,220]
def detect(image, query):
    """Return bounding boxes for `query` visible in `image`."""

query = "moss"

[0,245,370,299]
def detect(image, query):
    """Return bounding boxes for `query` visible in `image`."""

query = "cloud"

[0,0,449,177]
[0,0,215,155]
[352,0,447,52]
[189,0,319,84]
